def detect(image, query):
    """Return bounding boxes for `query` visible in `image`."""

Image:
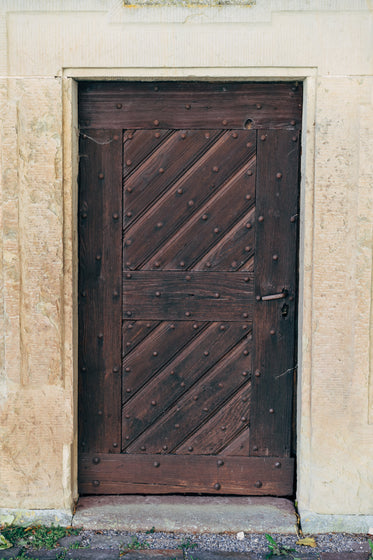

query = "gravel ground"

[77,529,371,555]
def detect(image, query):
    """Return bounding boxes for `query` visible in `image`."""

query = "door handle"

[260,289,288,301]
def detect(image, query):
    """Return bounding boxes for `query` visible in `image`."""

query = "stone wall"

[0,0,372,530]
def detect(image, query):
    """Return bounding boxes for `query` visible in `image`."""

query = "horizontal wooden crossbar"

[79,453,294,495]
[79,82,302,130]
[123,271,254,321]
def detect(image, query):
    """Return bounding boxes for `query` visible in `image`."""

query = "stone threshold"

[72,495,297,534]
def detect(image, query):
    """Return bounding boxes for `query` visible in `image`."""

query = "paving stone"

[1,548,371,560]
[66,550,119,559]
[5,548,119,560]
[320,553,370,560]
[23,551,62,560]
[0,546,21,559]
[86,534,132,549]
[57,535,83,548]
[121,551,182,560]
[187,552,260,559]
[347,540,371,553]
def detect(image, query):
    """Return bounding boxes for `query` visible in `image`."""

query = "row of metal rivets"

[124,186,253,227]
[115,103,298,128]
[127,312,246,324]
[125,131,242,144]
[124,337,250,356]
[89,479,264,490]
[151,290,222,298]
[123,367,250,396]
[123,382,249,416]
[123,210,252,237]
[121,212,294,229]
[91,470,280,488]
[123,218,236,247]
[132,253,253,270]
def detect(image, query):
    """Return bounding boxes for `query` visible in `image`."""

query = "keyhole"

[281,303,289,317]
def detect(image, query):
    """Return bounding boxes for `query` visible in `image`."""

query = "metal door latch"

[260,289,288,301]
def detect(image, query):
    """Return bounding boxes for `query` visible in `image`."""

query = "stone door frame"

[61,66,317,504]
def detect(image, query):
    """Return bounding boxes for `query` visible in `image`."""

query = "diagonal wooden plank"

[122,129,171,180]
[122,320,207,405]
[176,383,252,455]
[124,131,254,271]
[123,130,221,238]
[122,320,160,357]
[126,335,252,454]
[122,322,250,449]
[143,153,255,270]
[220,426,251,457]
[193,208,255,272]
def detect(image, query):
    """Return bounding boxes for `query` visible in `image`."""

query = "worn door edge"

[62,67,317,513]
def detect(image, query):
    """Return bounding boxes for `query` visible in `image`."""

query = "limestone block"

[3,5,372,76]
[12,78,63,386]
[0,386,74,509]
[0,78,75,509]
[297,77,373,515]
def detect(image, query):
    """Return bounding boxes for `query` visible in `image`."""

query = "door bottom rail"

[79,453,294,495]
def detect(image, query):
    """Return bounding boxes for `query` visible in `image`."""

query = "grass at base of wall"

[0,525,81,550]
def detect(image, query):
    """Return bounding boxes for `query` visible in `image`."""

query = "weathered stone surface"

[297,76,373,517]
[57,535,84,548]
[73,496,297,533]
[0,78,74,510]
[0,507,72,527]
[2,5,372,75]
[85,535,133,549]
[0,0,371,530]
[66,551,119,560]
[122,552,182,560]
[0,547,22,559]
[123,0,255,4]
[299,510,373,535]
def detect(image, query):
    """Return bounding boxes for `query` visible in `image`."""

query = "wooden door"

[78,82,302,495]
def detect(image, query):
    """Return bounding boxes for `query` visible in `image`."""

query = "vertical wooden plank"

[78,129,122,455]
[250,129,300,457]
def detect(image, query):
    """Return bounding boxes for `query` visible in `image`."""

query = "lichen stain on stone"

[123,0,255,6]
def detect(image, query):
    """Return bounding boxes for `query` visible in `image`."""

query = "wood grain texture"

[78,82,301,495]
[123,130,222,235]
[122,320,207,404]
[176,383,252,455]
[79,453,294,495]
[78,129,122,454]
[123,271,254,321]
[125,337,251,454]
[122,322,251,448]
[79,82,302,130]
[249,129,300,457]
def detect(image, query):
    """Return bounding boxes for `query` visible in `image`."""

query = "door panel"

[250,129,300,458]
[78,129,122,455]
[78,82,301,495]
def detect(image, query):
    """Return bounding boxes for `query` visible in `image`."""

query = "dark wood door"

[78,82,302,495]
